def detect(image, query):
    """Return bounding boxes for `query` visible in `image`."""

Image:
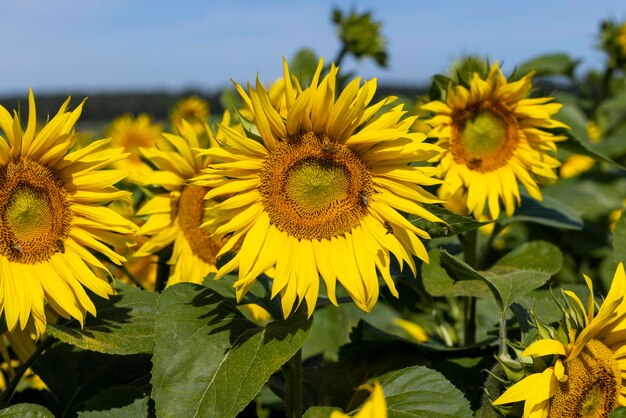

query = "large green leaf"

[421,249,491,298]
[543,177,626,220]
[495,241,563,274]
[515,53,578,78]
[77,387,149,417]
[614,213,626,265]
[380,366,472,418]
[440,251,552,312]
[410,204,488,238]
[502,193,583,230]
[46,284,156,355]
[303,407,341,418]
[610,406,626,417]
[151,284,312,418]
[0,404,54,418]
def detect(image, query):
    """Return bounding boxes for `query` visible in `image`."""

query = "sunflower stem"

[600,65,615,104]
[334,45,348,69]
[283,348,303,418]
[461,229,479,346]
[0,335,55,408]
[498,311,509,358]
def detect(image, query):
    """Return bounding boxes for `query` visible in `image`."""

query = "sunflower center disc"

[260,132,371,240]
[451,107,518,172]
[549,339,620,418]
[461,111,506,157]
[285,160,350,214]
[0,159,71,263]
[177,185,221,264]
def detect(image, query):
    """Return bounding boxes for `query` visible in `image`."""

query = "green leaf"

[46,283,156,355]
[78,386,148,417]
[0,404,54,418]
[440,252,552,312]
[614,212,626,265]
[553,101,622,167]
[515,53,578,78]
[483,268,552,311]
[610,406,626,417]
[303,406,341,418]
[290,48,319,85]
[410,204,489,238]
[151,284,312,418]
[495,241,563,274]
[422,249,491,298]
[542,177,626,220]
[78,392,149,417]
[302,305,350,361]
[503,192,583,230]
[380,365,473,418]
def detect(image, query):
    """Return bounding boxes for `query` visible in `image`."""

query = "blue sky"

[2,0,625,95]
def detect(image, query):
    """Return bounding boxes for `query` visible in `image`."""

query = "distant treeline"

[0,80,569,123]
[0,85,430,122]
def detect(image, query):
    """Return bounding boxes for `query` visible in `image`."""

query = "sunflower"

[105,113,163,173]
[493,263,626,417]
[132,116,234,286]
[330,381,387,418]
[618,23,626,58]
[195,59,443,318]
[0,91,135,336]
[422,62,567,220]
[169,96,210,134]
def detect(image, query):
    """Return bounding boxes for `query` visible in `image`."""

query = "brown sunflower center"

[450,105,518,172]
[549,339,621,418]
[0,159,71,263]
[177,185,222,265]
[260,132,371,240]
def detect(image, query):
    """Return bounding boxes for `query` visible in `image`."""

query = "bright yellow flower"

[618,23,626,57]
[106,113,163,173]
[240,303,272,325]
[170,96,210,135]
[394,318,429,343]
[422,62,567,220]
[196,59,443,318]
[133,115,236,286]
[0,91,135,336]
[559,154,596,179]
[559,121,602,179]
[493,263,626,417]
[330,382,387,418]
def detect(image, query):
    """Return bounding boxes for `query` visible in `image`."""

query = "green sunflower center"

[176,185,222,265]
[285,160,350,215]
[549,339,620,418]
[260,132,371,240]
[0,159,71,264]
[5,186,53,239]
[451,106,518,172]
[461,111,507,158]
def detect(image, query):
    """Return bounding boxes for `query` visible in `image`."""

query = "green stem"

[334,45,348,68]
[0,335,55,408]
[462,297,476,346]
[498,312,508,358]
[283,348,303,418]
[477,223,502,271]
[461,229,478,346]
[600,65,615,104]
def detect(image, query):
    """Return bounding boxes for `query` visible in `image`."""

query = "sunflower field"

[3,7,626,418]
